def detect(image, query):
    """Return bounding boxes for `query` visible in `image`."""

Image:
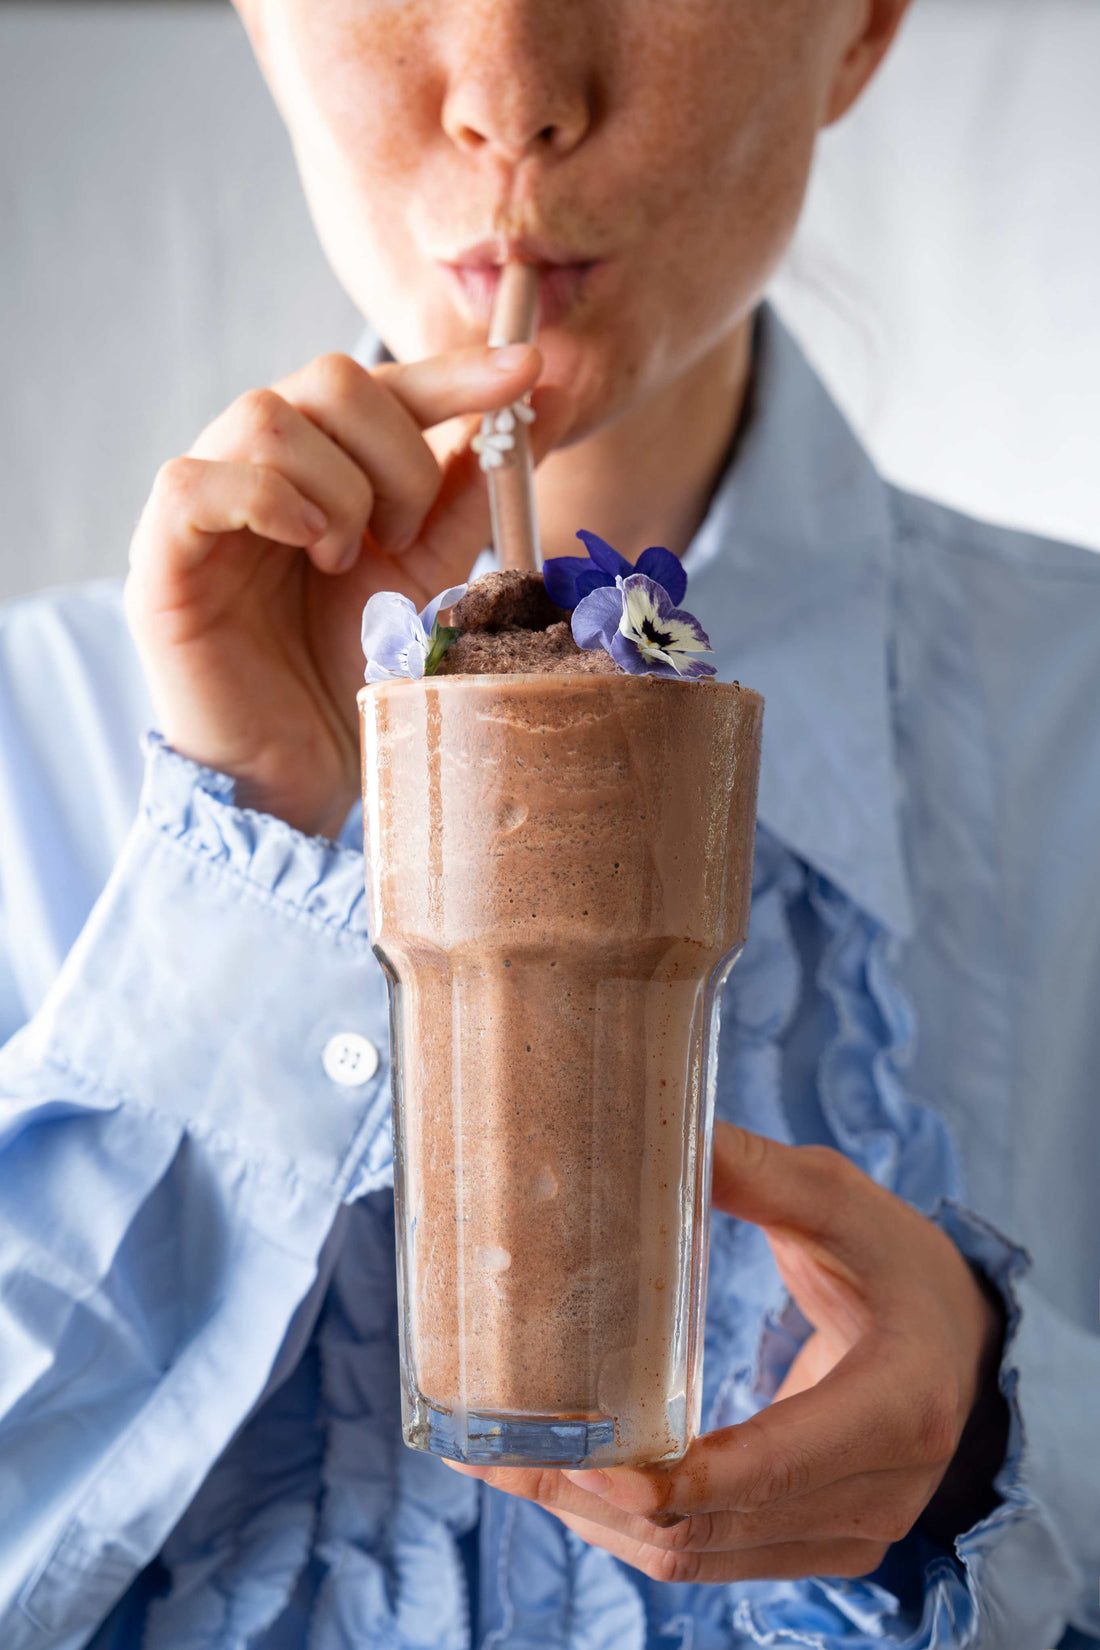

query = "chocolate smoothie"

[360,574,762,1467]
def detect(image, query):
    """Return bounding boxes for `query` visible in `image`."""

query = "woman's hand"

[446,1123,1008,1583]
[125,345,569,838]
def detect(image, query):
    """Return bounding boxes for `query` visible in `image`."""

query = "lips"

[439,237,607,329]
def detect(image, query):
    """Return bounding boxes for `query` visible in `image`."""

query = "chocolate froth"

[438,570,615,676]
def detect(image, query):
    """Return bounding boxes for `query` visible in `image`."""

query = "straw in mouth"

[477,263,542,574]
[488,261,541,349]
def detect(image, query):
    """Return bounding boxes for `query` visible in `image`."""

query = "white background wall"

[771,0,1100,555]
[1,0,1098,605]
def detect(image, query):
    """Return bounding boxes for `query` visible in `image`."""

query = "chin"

[541,325,657,440]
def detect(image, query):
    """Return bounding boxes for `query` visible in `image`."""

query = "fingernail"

[385,520,418,556]
[563,1469,609,1495]
[301,501,328,535]
[491,344,533,373]
[336,535,361,572]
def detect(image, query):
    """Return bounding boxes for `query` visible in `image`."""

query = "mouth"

[438,237,607,330]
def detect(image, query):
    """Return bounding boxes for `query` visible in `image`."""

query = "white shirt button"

[322,1033,380,1087]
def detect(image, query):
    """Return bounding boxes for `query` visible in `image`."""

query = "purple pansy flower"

[572,573,716,680]
[543,529,688,611]
[361,583,467,683]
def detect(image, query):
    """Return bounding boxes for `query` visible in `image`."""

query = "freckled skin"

[232,0,909,554]
[245,0,842,405]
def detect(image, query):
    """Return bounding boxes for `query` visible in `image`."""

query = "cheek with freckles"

[590,4,830,342]
[525,1,832,429]
[259,0,446,340]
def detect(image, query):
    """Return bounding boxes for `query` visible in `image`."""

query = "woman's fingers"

[274,344,541,555]
[549,1506,889,1585]
[271,353,438,554]
[130,457,330,578]
[709,1122,945,1307]
[190,388,378,572]
[447,1455,933,1553]
[148,344,552,595]
[373,341,541,427]
[654,1462,935,1551]
[564,1336,958,1522]
[711,1122,878,1255]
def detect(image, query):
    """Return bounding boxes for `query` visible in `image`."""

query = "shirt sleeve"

[925,1201,1100,1650]
[0,734,393,1650]
[738,1202,1099,1650]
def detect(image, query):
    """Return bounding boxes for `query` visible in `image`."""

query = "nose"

[440,3,595,163]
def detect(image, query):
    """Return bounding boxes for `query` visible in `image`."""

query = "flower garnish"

[471,399,536,472]
[572,574,716,679]
[361,584,467,683]
[543,529,687,611]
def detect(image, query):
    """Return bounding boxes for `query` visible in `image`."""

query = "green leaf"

[424,622,458,677]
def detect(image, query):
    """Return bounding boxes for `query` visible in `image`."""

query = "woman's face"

[237,0,900,441]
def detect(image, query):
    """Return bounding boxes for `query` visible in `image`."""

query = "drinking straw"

[483,262,542,572]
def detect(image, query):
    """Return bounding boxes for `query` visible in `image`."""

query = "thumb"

[413,385,576,589]
[710,1122,849,1234]
[712,1124,879,1341]
[710,1123,902,1303]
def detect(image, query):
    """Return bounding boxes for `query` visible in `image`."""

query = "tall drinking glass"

[360,671,762,1467]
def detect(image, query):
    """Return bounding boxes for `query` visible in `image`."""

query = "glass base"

[407,1398,618,1467]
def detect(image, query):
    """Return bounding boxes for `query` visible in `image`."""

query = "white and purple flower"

[572,573,716,680]
[543,529,688,610]
[361,583,467,683]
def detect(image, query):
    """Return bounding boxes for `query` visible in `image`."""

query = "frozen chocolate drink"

[359,574,762,1467]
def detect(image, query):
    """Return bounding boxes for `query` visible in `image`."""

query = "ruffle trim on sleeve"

[929,1199,1032,1555]
[727,1204,1072,1650]
[139,733,369,937]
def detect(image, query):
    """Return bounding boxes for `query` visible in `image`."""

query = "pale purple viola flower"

[572,573,716,679]
[361,584,467,683]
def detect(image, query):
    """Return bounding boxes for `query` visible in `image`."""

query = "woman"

[0,1,1097,1646]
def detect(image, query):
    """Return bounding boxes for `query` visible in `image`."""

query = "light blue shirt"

[0,309,1097,1650]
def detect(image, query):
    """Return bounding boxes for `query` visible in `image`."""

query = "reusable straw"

[481,262,542,572]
